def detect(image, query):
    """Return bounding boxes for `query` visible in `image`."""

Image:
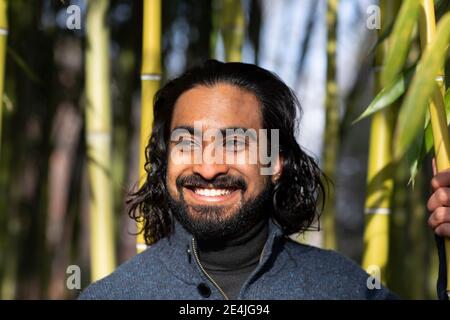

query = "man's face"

[166,83,280,241]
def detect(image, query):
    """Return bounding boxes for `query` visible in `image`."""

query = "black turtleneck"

[196,218,269,299]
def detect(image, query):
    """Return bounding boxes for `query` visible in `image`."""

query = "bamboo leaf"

[381,0,420,86]
[368,19,394,55]
[407,123,431,186]
[395,13,450,160]
[408,78,450,184]
[353,67,414,124]
[407,131,423,187]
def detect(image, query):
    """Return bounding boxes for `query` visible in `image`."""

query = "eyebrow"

[171,126,257,140]
[171,125,197,135]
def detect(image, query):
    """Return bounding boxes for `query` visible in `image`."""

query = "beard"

[167,174,273,242]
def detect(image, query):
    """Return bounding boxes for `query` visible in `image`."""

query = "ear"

[271,154,283,183]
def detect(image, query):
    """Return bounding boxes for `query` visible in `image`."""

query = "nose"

[192,162,230,181]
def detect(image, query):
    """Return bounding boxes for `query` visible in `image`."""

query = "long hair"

[128,59,327,245]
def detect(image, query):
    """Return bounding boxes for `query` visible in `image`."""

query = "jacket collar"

[155,218,285,283]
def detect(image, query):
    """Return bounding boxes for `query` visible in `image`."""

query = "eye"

[175,137,200,151]
[224,136,246,152]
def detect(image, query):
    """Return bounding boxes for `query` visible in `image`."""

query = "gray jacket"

[79,220,396,300]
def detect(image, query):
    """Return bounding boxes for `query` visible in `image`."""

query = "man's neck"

[196,218,269,271]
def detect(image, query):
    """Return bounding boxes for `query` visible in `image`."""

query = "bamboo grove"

[0,0,449,299]
[355,0,450,297]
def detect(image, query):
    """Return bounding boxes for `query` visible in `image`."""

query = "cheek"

[234,164,266,196]
[166,162,183,198]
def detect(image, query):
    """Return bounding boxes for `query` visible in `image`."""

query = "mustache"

[176,174,247,191]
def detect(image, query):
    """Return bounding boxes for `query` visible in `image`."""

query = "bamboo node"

[364,208,391,215]
[141,74,161,81]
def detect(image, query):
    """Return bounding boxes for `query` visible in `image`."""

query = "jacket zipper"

[191,238,230,300]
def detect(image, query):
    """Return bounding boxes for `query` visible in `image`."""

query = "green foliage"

[381,0,420,87]
[353,67,414,124]
[357,5,450,184]
[394,13,450,160]
[408,88,450,185]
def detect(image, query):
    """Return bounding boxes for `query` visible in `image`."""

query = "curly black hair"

[128,59,327,245]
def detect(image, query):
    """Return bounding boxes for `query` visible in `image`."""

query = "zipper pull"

[187,245,192,264]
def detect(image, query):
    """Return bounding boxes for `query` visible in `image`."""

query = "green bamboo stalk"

[210,0,220,58]
[0,0,7,159]
[322,0,338,250]
[362,0,398,284]
[220,0,244,62]
[137,0,161,252]
[418,0,450,298]
[0,0,9,298]
[85,0,116,281]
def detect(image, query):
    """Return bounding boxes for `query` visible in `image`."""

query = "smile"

[183,186,241,204]
[193,188,233,196]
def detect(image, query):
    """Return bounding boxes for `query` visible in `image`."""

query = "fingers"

[428,207,450,230]
[427,187,450,212]
[430,168,450,191]
[434,223,450,238]
[432,157,437,176]
[428,160,450,237]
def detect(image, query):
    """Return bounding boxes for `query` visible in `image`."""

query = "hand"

[427,159,450,237]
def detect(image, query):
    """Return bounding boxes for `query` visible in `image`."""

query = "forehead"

[170,83,262,130]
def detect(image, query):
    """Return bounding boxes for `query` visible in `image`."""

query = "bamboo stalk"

[0,2,8,296]
[137,0,161,253]
[85,0,116,281]
[418,0,450,298]
[362,0,397,284]
[221,0,244,62]
[210,0,220,58]
[0,0,7,159]
[322,0,338,250]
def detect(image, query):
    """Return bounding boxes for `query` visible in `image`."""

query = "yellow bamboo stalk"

[0,0,7,159]
[362,0,397,284]
[322,0,338,250]
[418,0,450,297]
[85,0,116,281]
[221,0,244,62]
[137,0,161,253]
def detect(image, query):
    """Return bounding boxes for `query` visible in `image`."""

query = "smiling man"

[79,60,403,300]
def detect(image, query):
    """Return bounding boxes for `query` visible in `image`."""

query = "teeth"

[193,188,233,197]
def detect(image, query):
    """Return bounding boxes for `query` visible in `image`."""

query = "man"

[79,60,448,300]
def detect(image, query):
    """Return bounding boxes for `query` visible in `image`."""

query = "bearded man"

[79,60,449,300]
